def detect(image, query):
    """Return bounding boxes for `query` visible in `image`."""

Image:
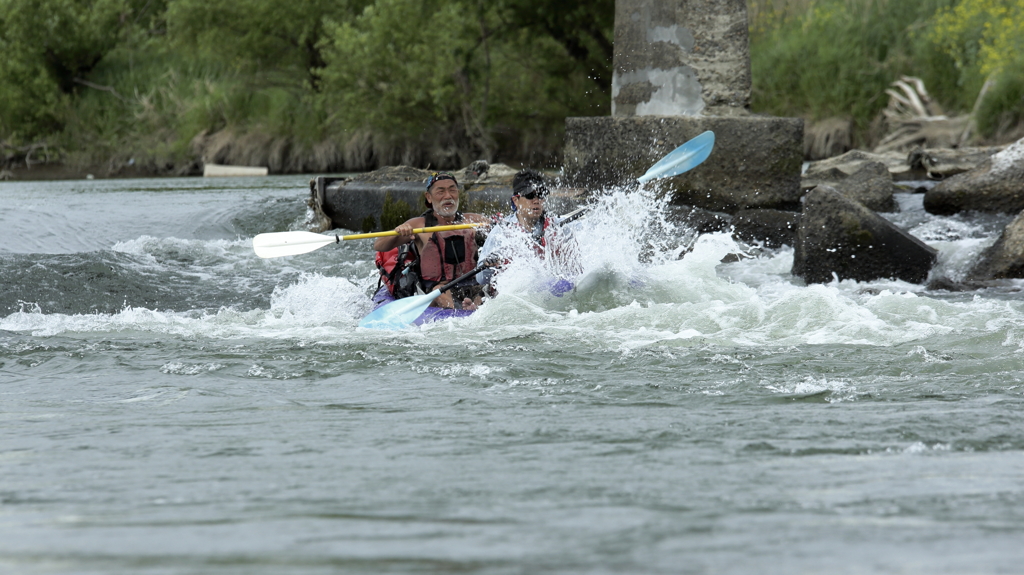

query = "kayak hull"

[368,286,474,326]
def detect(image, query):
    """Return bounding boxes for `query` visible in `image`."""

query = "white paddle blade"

[637,131,715,184]
[252,231,337,258]
[358,290,442,329]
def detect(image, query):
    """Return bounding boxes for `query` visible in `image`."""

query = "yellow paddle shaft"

[339,223,482,241]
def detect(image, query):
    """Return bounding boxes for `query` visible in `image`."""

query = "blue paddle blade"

[358,290,441,330]
[637,131,715,184]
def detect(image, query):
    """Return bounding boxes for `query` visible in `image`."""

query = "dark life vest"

[374,241,420,298]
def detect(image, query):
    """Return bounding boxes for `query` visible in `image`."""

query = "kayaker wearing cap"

[477,169,581,287]
[374,171,489,310]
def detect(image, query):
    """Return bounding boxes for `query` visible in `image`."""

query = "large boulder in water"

[792,186,937,284]
[924,137,1024,215]
[966,211,1024,281]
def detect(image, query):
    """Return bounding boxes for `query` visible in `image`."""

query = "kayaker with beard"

[373,171,489,310]
[477,169,581,290]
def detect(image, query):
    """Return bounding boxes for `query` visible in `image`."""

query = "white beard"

[434,201,459,218]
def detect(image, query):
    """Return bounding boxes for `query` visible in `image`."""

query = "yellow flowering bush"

[929,0,1024,78]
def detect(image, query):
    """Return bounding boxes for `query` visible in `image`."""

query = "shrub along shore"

[1,0,1022,179]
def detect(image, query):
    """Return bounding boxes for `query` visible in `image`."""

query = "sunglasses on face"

[518,190,547,200]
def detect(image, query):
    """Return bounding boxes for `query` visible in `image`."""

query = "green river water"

[2,176,1023,574]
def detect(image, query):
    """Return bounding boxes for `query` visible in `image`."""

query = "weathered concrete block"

[793,186,937,284]
[563,115,803,213]
[732,209,800,248]
[665,204,731,234]
[613,0,750,116]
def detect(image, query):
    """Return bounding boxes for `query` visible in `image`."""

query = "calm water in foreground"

[2,175,1024,574]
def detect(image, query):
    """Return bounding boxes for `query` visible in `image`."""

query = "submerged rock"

[732,209,801,248]
[803,146,1004,184]
[803,161,896,212]
[308,163,582,232]
[792,186,937,284]
[907,146,1004,180]
[966,211,1024,281]
[804,149,912,181]
[924,138,1024,215]
[665,205,732,235]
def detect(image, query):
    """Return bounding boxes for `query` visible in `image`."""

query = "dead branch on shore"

[1,141,53,168]
[874,76,969,153]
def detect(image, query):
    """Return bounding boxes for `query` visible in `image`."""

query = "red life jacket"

[374,210,479,296]
[416,210,478,285]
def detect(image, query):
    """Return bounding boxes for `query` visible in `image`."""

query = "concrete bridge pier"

[563,0,803,213]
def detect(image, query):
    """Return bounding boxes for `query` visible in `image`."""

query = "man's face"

[513,193,545,218]
[428,180,460,217]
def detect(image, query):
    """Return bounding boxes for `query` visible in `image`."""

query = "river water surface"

[2,176,1024,574]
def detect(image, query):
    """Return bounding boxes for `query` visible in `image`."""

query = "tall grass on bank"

[748,0,1024,144]
[749,0,956,138]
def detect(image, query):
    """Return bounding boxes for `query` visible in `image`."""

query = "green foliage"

[5,0,1024,169]
[496,0,614,95]
[0,0,137,140]
[926,0,1024,136]
[318,0,610,165]
[749,0,1024,141]
[165,0,369,87]
[1,0,612,168]
[976,72,1024,137]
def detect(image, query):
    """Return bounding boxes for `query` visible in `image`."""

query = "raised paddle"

[358,261,493,330]
[252,224,482,259]
[637,130,715,184]
[555,130,716,226]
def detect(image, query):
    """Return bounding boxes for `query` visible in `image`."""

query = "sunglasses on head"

[425,171,457,190]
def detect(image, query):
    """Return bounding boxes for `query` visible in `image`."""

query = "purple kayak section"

[365,277,574,327]
[368,286,474,326]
